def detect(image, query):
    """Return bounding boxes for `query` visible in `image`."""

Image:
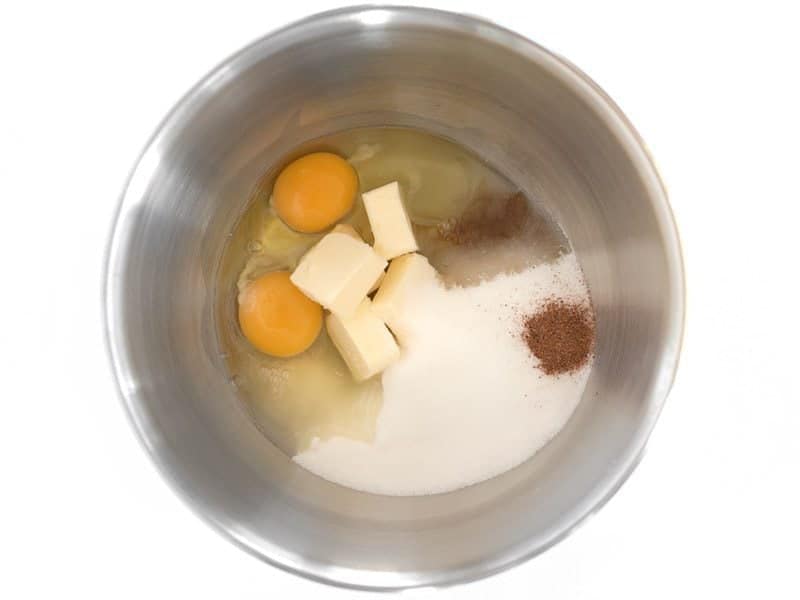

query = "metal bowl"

[104,6,684,590]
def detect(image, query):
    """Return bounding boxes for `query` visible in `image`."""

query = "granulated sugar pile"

[294,253,593,495]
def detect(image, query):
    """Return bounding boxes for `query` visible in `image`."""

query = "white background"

[2,1,798,598]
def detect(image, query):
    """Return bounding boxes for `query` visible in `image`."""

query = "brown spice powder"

[522,300,595,375]
[437,192,530,245]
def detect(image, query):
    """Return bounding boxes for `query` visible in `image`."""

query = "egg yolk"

[238,271,322,357]
[272,152,358,233]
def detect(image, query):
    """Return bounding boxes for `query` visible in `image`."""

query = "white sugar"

[294,253,592,495]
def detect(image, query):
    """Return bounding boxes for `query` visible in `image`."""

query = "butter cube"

[372,253,437,342]
[331,224,384,292]
[291,232,387,317]
[362,181,418,259]
[326,299,400,381]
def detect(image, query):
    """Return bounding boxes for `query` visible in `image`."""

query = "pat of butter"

[331,224,385,293]
[362,181,418,260]
[372,253,437,343]
[326,299,400,381]
[291,232,387,317]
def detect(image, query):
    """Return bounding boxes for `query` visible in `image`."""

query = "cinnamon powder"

[437,192,530,245]
[522,300,595,375]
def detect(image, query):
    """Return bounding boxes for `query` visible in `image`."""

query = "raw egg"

[238,271,322,357]
[272,152,358,233]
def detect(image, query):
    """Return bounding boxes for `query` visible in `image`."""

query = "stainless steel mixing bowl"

[104,6,684,590]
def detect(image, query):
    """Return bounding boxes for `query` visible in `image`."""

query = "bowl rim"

[103,4,686,591]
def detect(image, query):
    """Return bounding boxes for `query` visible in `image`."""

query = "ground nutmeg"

[522,299,595,375]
